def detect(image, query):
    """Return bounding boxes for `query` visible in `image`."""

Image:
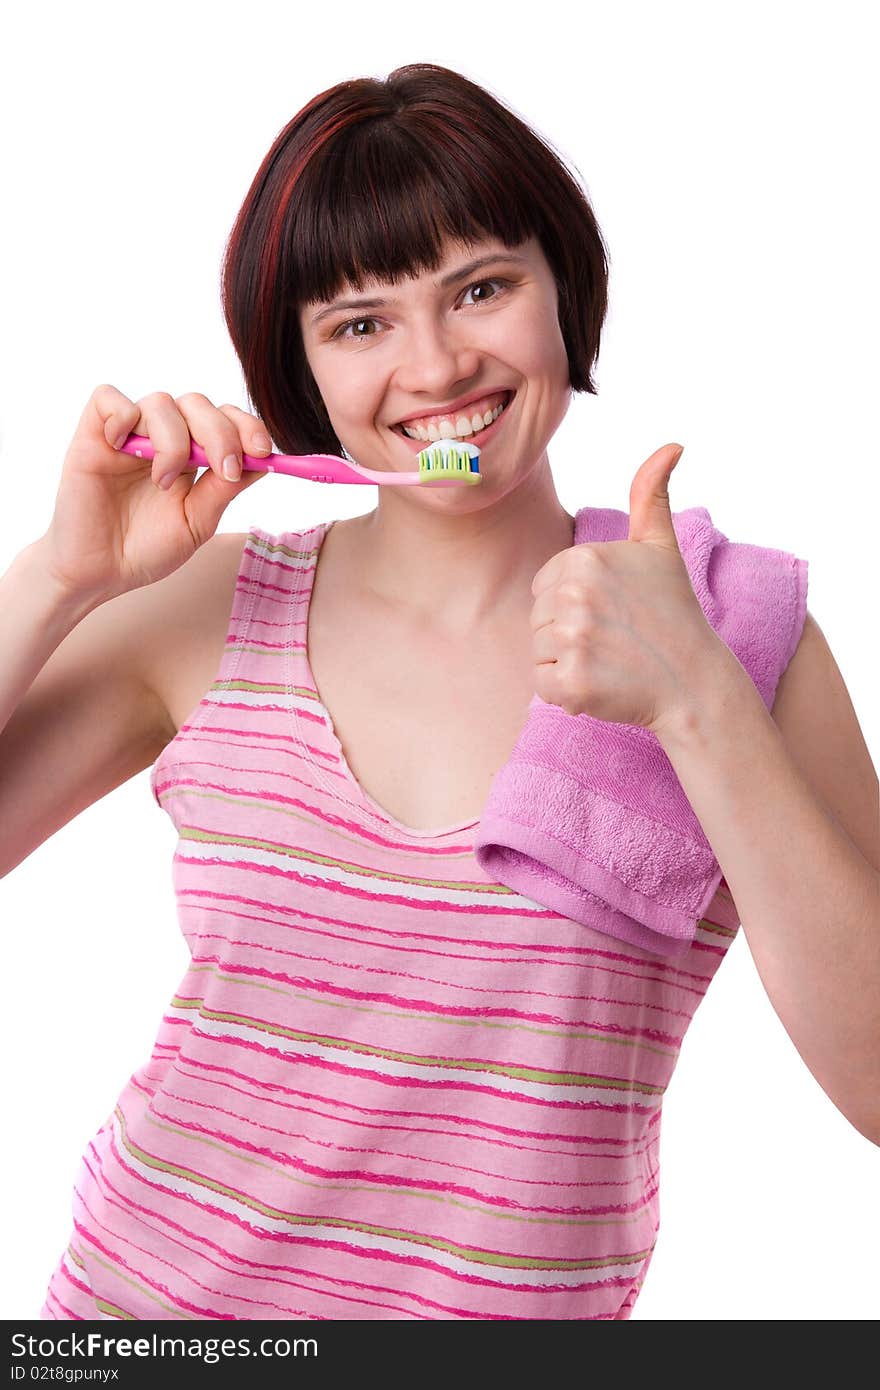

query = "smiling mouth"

[392,390,514,445]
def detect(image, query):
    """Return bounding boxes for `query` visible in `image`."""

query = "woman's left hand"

[530,443,730,736]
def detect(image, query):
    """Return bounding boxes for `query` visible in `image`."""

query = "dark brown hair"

[220,63,610,456]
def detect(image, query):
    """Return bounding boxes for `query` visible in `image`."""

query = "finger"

[84,384,140,452]
[173,392,250,486]
[528,588,558,635]
[133,391,195,490]
[531,549,565,598]
[532,623,559,666]
[216,403,274,457]
[181,462,268,549]
[627,443,684,546]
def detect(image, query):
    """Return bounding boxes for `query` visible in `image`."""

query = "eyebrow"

[308,252,530,327]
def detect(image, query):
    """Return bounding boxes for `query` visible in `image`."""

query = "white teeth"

[401,396,508,441]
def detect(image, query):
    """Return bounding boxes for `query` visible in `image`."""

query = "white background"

[1,0,877,1321]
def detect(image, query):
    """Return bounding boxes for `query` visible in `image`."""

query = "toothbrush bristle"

[416,439,482,485]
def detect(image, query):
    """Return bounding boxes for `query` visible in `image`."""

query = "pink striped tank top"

[41,522,741,1321]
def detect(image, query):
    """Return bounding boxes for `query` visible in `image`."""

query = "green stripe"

[206,677,314,696]
[66,1242,86,1271]
[155,784,474,861]
[93,1297,136,1320]
[176,822,512,895]
[184,960,679,1061]
[169,797,732,938]
[153,783,478,856]
[248,533,318,561]
[141,1105,648,1237]
[75,1242,194,1319]
[697,917,738,939]
[219,642,290,657]
[118,1109,654,1266]
[171,995,664,1094]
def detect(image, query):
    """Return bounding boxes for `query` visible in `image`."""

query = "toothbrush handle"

[117,433,372,485]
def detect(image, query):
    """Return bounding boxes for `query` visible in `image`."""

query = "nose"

[392,314,482,399]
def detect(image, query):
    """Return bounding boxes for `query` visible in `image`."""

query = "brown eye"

[469,281,495,302]
[333,315,380,341]
[462,278,508,307]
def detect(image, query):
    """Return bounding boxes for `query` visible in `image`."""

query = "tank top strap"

[223,524,322,687]
[148,521,329,816]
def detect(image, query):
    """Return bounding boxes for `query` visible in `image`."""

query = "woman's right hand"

[41,384,273,602]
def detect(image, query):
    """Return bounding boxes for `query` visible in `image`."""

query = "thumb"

[627,442,684,545]
[185,462,269,545]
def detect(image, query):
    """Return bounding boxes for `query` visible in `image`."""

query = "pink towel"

[473,505,809,958]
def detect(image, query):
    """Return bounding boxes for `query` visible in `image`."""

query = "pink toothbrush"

[117,433,482,487]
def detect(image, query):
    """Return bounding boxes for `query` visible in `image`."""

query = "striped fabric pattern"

[41,523,740,1321]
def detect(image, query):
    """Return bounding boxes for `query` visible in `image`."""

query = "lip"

[391,389,515,455]
[392,387,513,429]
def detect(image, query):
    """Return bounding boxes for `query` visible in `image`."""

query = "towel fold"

[473,505,809,958]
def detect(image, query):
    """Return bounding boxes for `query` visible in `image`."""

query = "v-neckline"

[293,519,482,841]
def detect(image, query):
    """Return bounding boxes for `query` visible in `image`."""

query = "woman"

[2,64,876,1321]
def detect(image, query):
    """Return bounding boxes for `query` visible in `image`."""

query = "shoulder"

[144,530,251,626]
[113,530,251,659]
[136,531,252,734]
[772,609,879,872]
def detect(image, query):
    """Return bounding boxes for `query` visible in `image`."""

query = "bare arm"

[0,537,105,739]
[0,535,180,880]
[654,617,880,1145]
[0,385,271,882]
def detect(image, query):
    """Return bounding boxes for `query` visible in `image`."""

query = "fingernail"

[253,432,272,453]
[114,431,130,450]
[158,471,176,490]
[222,454,242,481]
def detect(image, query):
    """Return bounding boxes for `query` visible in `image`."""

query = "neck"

[343,450,576,635]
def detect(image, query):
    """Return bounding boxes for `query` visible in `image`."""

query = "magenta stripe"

[168,884,711,984]
[184,950,684,1048]
[73,1184,324,1321]
[144,1100,656,1218]
[176,1026,660,1115]
[147,1057,661,1155]
[83,1146,513,1320]
[169,881,714,981]
[154,1080,651,1190]
[72,1213,232,1320]
[186,929,697,1025]
[46,1285,83,1320]
[103,1128,649,1298]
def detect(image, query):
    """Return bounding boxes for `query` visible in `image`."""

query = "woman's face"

[298,233,572,504]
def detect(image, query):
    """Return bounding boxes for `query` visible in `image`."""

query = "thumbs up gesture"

[530,444,727,735]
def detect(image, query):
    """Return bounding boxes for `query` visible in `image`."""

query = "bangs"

[287,120,537,306]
